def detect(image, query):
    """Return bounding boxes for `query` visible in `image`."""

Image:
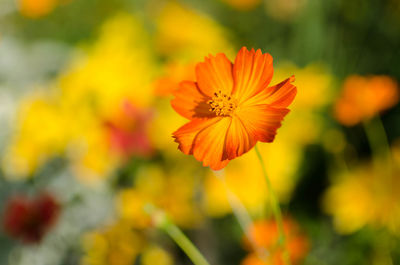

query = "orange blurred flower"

[264,0,307,22]
[18,0,72,18]
[18,0,57,18]
[171,47,297,170]
[334,75,399,126]
[242,217,309,265]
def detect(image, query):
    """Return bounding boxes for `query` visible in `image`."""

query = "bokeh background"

[0,0,400,264]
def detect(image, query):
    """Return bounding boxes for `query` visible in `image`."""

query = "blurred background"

[0,0,399,264]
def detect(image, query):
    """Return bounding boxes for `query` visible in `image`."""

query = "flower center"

[207,90,237,116]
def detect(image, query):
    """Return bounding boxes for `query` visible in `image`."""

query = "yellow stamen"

[208,90,237,116]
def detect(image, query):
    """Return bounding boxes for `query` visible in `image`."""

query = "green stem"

[254,145,291,265]
[363,117,392,179]
[215,171,269,261]
[145,205,211,265]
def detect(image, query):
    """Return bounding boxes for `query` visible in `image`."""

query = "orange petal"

[243,75,297,108]
[171,81,213,120]
[196,53,234,96]
[232,47,273,103]
[224,116,256,160]
[192,117,232,170]
[173,117,222,155]
[236,105,289,143]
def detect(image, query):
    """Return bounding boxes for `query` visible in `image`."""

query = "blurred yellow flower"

[3,14,158,182]
[203,63,333,216]
[60,13,157,117]
[2,92,72,178]
[117,165,202,229]
[81,221,145,265]
[81,221,174,265]
[154,1,235,61]
[141,245,173,265]
[323,150,400,235]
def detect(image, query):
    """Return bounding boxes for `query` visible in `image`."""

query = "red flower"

[3,193,60,243]
[104,101,154,159]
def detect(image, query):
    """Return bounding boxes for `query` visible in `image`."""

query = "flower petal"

[171,81,213,120]
[243,75,297,108]
[196,53,234,96]
[192,117,232,170]
[173,117,222,155]
[236,105,289,143]
[224,116,256,160]
[232,47,273,103]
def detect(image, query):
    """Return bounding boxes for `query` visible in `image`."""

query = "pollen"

[208,90,237,116]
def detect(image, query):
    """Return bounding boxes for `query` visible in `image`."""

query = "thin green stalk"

[363,117,392,179]
[145,205,211,265]
[254,145,291,265]
[215,171,269,262]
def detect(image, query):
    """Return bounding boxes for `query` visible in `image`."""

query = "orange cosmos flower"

[334,75,399,126]
[171,47,297,170]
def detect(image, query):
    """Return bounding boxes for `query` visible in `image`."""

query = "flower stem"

[145,205,211,265]
[254,145,291,265]
[214,171,269,261]
[363,117,392,177]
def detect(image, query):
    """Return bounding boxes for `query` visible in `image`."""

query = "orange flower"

[171,47,297,170]
[242,217,309,265]
[334,75,399,126]
[18,0,57,18]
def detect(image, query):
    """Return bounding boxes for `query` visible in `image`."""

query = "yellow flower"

[2,92,72,178]
[117,165,202,228]
[60,13,157,117]
[154,1,235,61]
[323,153,400,235]
[69,124,118,184]
[203,143,298,217]
[141,246,173,265]
[81,221,174,265]
[3,14,158,182]
[203,63,333,216]
[81,221,145,265]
